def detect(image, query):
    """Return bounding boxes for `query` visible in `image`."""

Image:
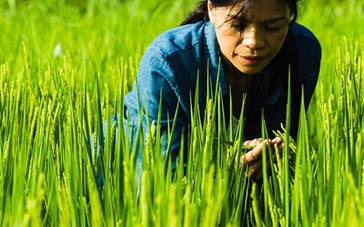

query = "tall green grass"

[0,0,363,226]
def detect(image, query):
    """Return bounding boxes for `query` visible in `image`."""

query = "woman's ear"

[207,1,216,25]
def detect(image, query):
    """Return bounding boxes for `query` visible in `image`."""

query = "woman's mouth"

[241,55,265,66]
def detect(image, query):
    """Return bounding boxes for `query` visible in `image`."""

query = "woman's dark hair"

[181,0,299,26]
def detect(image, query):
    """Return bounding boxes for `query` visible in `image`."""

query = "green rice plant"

[0,0,364,226]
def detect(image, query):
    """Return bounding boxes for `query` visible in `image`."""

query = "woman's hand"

[240,137,283,180]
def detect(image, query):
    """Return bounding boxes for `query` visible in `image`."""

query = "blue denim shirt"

[120,20,321,178]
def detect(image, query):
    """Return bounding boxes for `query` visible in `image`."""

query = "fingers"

[243,138,263,148]
[243,137,283,154]
[272,137,283,145]
[240,137,284,180]
[243,139,271,164]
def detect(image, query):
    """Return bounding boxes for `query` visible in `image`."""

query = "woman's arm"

[123,46,190,171]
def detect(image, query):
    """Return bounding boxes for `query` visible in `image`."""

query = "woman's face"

[208,0,290,76]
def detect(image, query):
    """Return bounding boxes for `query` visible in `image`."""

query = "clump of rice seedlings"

[1,0,364,226]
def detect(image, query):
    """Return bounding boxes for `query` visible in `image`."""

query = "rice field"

[0,0,363,226]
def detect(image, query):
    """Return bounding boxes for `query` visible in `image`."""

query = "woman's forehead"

[221,0,289,20]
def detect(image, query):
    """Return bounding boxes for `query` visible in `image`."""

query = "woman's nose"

[242,27,265,50]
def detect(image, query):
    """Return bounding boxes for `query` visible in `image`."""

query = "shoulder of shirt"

[288,23,321,48]
[146,21,209,58]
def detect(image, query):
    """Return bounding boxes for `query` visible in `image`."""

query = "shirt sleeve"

[289,23,322,109]
[290,24,322,139]
[123,45,190,173]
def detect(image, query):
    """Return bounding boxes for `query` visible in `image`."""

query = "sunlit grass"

[0,0,363,226]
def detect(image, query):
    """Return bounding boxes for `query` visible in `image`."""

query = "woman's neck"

[222,56,254,91]
[225,75,255,118]
[222,57,256,117]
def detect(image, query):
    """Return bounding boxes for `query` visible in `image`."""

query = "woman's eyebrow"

[261,17,289,24]
[226,15,289,24]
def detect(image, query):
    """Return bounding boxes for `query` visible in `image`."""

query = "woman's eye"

[230,24,241,30]
[230,22,246,31]
[265,26,281,32]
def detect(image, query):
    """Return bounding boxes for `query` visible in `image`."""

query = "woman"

[122,0,321,180]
